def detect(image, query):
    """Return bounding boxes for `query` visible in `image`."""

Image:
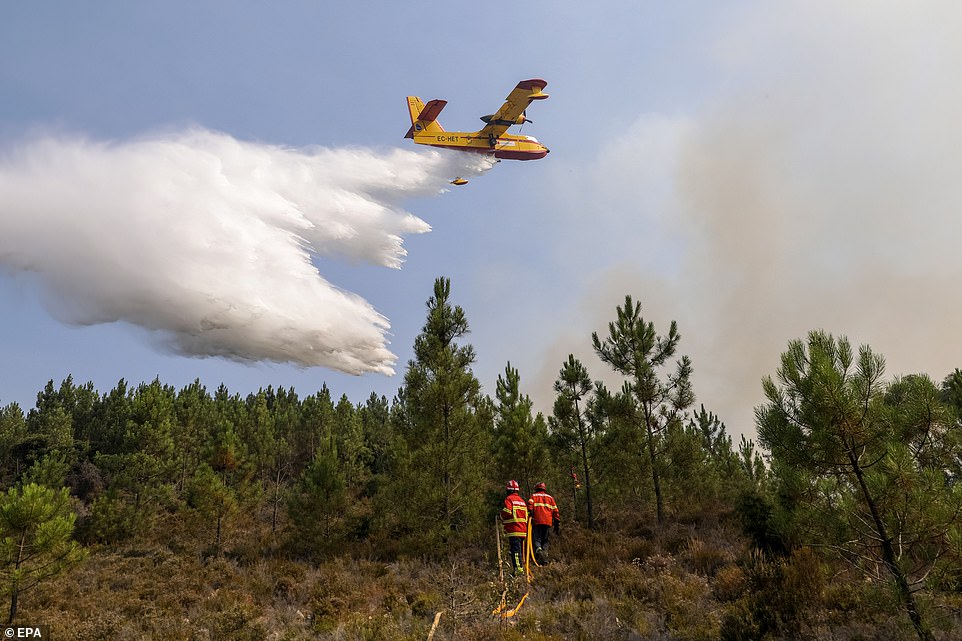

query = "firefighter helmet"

[535,482,547,491]
[506,479,520,492]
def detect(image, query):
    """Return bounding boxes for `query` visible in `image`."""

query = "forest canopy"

[2,278,961,640]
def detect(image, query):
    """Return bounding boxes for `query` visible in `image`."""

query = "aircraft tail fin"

[404,96,446,138]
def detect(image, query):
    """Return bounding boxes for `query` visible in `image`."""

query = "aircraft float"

[404,79,549,184]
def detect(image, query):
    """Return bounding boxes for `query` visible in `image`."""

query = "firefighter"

[501,479,528,575]
[528,482,560,564]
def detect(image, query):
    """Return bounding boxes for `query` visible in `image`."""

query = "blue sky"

[3,2,961,437]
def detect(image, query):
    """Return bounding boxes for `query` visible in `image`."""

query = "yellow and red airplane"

[404,79,550,178]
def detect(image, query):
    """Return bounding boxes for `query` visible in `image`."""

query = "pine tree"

[22,379,76,488]
[941,368,962,412]
[757,331,961,641]
[266,387,300,533]
[173,380,212,496]
[298,386,336,469]
[286,448,346,558]
[0,484,86,623]
[334,394,371,490]
[0,405,28,487]
[670,405,745,512]
[550,355,596,529]
[187,463,238,551]
[359,392,393,481]
[493,362,548,495]
[592,295,693,524]
[87,380,178,541]
[395,277,490,546]
[186,386,253,550]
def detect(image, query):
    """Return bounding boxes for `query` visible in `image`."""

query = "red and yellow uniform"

[528,490,560,526]
[501,492,529,538]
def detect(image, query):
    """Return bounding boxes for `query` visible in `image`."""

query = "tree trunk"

[848,450,933,641]
[573,398,593,529]
[443,403,452,531]
[642,405,664,523]
[9,530,25,624]
[647,426,664,524]
[272,491,279,533]
[271,466,283,534]
[580,441,593,530]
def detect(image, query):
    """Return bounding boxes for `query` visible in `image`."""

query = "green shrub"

[720,548,822,640]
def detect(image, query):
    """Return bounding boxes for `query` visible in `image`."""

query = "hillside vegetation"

[2,277,961,640]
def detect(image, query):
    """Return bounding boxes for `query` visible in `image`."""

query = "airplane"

[405,79,550,184]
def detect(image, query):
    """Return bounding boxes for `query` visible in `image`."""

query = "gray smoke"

[674,2,962,433]
[530,2,962,437]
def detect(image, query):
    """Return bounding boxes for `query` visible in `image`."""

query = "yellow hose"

[493,517,537,619]
[525,516,541,575]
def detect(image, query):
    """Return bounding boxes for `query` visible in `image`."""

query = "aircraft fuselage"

[412,131,549,160]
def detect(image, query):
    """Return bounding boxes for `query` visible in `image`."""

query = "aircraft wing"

[478,79,549,140]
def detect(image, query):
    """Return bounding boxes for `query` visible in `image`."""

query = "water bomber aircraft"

[404,79,549,185]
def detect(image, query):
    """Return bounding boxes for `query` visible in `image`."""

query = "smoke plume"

[669,2,962,434]
[530,2,962,438]
[0,128,490,374]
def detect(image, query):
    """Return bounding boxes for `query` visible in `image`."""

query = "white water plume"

[0,128,492,374]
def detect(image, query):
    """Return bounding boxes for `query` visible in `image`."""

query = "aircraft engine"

[480,113,531,125]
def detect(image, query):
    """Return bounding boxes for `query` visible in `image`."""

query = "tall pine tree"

[592,295,693,523]
[493,362,548,495]
[393,278,490,548]
[757,331,962,641]
[550,355,596,529]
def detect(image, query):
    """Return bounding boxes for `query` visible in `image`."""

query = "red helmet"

[506,479,520,492]
[535,482,547,491]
